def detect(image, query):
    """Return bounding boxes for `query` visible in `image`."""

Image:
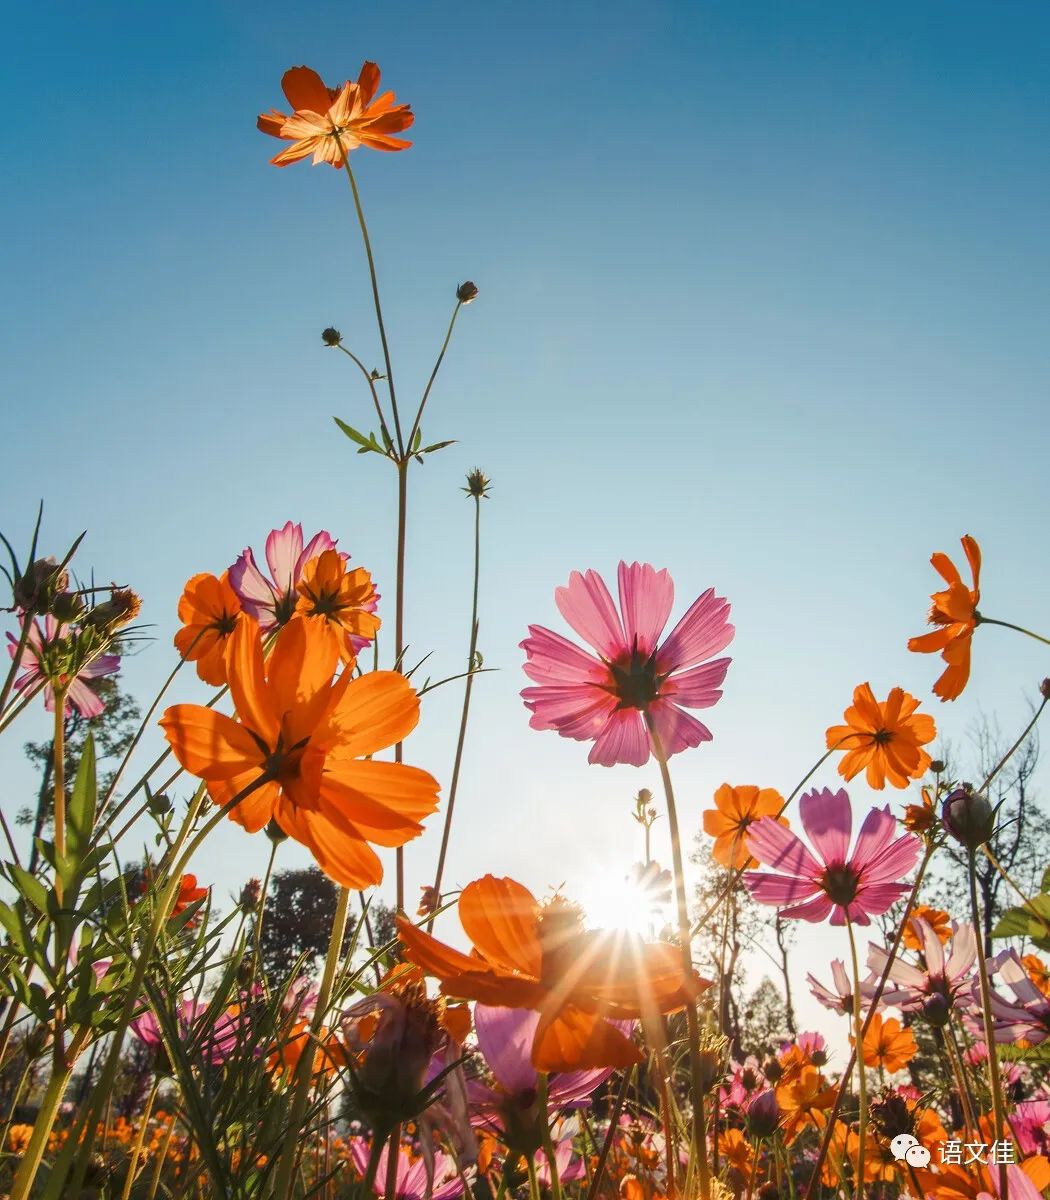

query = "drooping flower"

[521,562,733,766]
[6,615,120,718]
[868,918,977,1028]
[745,788,921,926]
[160,616,438,888]
[228,521,342,631]
[174,572,243,686]
[347,1138,463,1200]
[854,1013,917,1072]
[397,875,708,1071]
[907,534,981,701]
[825,683,936,790]
[295,548,381,663]
[704,784,787,869]
[258,64,413,168]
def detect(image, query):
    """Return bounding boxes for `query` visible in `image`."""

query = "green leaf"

[422,439,457,454]
[1040,865,1050,893]
[991,893,1050,948]
[333,417,372,449]
[411,427,422,452]
[67,735,97,864]
[10,866,50,916]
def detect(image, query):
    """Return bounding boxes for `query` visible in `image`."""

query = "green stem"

[394,459,408,913]
[845,919,866,1200]
[145,1106,178,1200]
[644,713,709,1200]
[527,1154,541,1200]
[585,1066,632,1200]
[968,847,1010,1200]
[538,1075,562,1200]
[52,691,67,907]
[978,616,1050,648]
[335,343,394,450]
[405,302,463,452]
[428,493,482,932]
[978,696,1047,794]
[270,886,351,1199]
[384,1124,402,1200]
[121,1076,161,1200]
[363,1130,387,1190]
[253,837,280,984]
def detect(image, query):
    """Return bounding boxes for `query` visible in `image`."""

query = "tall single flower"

[825,683,936,790]
[744,788,921,926]
[6,615,119,718]
[704,784,787,869]
[228,521,343,631]
[907,534,981,701]
[521,562,733,766]
[397,875,708,1071]
[296,549,381,663]
[174,572,243,685]
[160,616,438,888]
[258,64,413,167]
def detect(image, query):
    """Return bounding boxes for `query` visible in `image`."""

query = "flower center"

[273,589,298,626]
[606,644,663,711]
[820,864,860,905]
[873,728,893,745]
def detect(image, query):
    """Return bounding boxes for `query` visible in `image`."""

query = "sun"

[573,863,672,938]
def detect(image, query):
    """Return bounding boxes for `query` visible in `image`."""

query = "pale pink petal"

[779,893,836,923]
[799,788,852,867]
[945,923,978,982]
[589,709,649,766]
[616,562,674,657]
[744,872,821,906]
[474,1005,538,1094]
[296,529,339,577]
[850,805,898,868]
[229,547,278,625]
[554,569,626,658]
[80,654,120,680]
[66,678,104,718]
[831,959,852,996]
[745,818,822,879]
[851,882,909,918]
[647,699,713,757]
[916,918,945,976]
[265,521,303,595]
[521,625,608,684]
[663,657,731,706]
[656,588,734,672]
[860,829,922,885]
[522,684,617,739]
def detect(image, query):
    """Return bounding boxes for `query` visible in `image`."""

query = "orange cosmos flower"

[854,1013,917,1073]
[825,683,936,790]
[397,875,709,1072]
[174,571,243,686]
[160,616,438,888]
[775,1064,836,1142]
[703,784,787,869]
[717,1128,754,1177]
[258,64,413,167]
[268,1019,346,1080]
[903,905,951,951]
[907,535,981,701]
[903,785,938,836]
[296,549,381,664]
[1023,954,1050,997]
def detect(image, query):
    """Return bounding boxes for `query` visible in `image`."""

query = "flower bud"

[810,1047,828,1067]
[1040,679,1050,701]
[930,759,946,774]
[762,1056,783,1084]
[417,885,440,917]
[148,792,173,816]
[462,468,491,499]
[266,818,289,842]
[456,281,478,304]
[50,591,86,624]
[13,557,69,613]
[240,878,262,910]
[941,786,995,849]
[321,327,342,346]
[84,587,141,630]
[870,1092,914,1139]
[745,1090,781,1138]
[694,1029,729,1094]
[922,991,951,1028]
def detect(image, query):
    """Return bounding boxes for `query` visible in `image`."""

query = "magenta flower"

[977,1164,1045,1200]
[537,1139,586,1186]
[1012,1101,1050,1157]
[6,615,119,718]
[867,917,976,1025]
[977,949,1050,1044]
[229,521,356,631]
[520,562,733,766]
[131,999,243,1065]
[744,788,921,926]
[719,1056,766,1108]
[348,1138,464,1200]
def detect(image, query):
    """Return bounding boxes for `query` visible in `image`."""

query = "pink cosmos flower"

[6,615,120,718]
[347,1138,464,1200]
[521,562,733,766]
[229,522,377,647]
[964,1040,1024,1088]
[807,959,876,1016]
[977,949,1050,1044]
[719,1057,766,1108]
[867,917,976,1025]
[977,1164,1045,1200]
[537,1140,586,1186]
[744,788,921,926]
[1012,1101,1050,1157]
[131,998,242,1065]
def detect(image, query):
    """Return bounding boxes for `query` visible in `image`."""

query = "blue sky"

[3,0,1050,1050]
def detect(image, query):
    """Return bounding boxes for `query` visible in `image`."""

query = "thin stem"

[394,459,408,913]
[121,1077,161,1200]
[270,886,351,1199]
[428,494,482,931]
[52,692,67,906]
[644,713,709,1200]
[335,343,394,450]
[338,151,402,452]
[527,1155,541,1200]
[845,919,867,1200]
[586,1067,632,1200]
[146,1112,178,1200]
[978,696,1047,794]
[384,1125,402,1200]
[0,613,33,716]
[538,1075,563,1200]
[803,841,935,1200]
[979,616,1050,648]
[363,1131,387,1190]
[983,842,1050,941]
[968,847,1009,1200]
[405,302,463,451]
[253,837,280,984]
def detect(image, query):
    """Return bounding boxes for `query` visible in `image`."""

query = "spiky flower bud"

[13,557,69,613]
[456,281,479,304]
[462,468,492,499]
[84,587,141,630]
[148,792,173,816]
[51,591,87,624]
[941,785,995,849]
[321,327,342,346]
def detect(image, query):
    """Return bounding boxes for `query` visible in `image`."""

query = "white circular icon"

[905,1145,931,1168]
[889,1134,919,1161]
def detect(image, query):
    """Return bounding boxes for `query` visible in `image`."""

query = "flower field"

[3,50,1050,1200]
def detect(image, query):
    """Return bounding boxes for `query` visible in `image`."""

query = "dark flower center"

[274,589,298,625]
[821,864,860,905]
[605,643,664,710]
[873,728,893,745]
